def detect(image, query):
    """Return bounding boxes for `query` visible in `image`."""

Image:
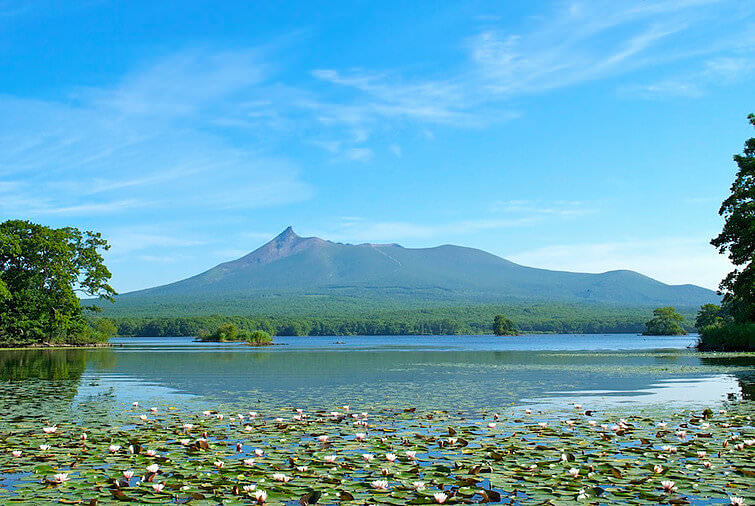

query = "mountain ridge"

[119,227,718,309]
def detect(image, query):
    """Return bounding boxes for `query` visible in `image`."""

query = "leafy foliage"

[695,304,728,329]
[643,307,686,336]
[492,314,518,335]
[0,220,117,346]
[711,114,755,323]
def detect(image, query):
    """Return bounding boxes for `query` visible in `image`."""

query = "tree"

[710,114,755,323]
[493,314,518,336]
[643,307,686,336]
[0,220,116,345]
[695,304,726,330]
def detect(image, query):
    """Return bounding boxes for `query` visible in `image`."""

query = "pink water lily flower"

[152,483,164,492]
[214,460,224,469]
[317,435,329,443]
[12,450,21,457]
[122,470,134,479]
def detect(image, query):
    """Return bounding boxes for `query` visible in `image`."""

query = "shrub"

[697,323,755,351]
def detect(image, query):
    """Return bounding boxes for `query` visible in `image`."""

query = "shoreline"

[0,342,114,350]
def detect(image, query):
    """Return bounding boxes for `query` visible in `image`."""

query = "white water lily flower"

[405,450,417,459]
[653,465,664,474]
[122,470,134,479]
[661,480,677,493]
[362,453,374,461]
[323,455,337,463]
[568,468,580,478]
[355,433,366,441]
[43,426,57,434]
[254,449,264,456]
[108,445,120,453]
[371,480,389,490]
[272,473,291,482]
[729,497,745,506]
[412,481,425,490]
[39,445,50,451]
[296,465,308,472]
[214,460,224,469]
[146,464,159,474]
[385,453,397,462]
[12,450,21,457]
[151,482,164,492]
[243,458,255,466]
[434,492,448,504]
[254,489,267,503]
[242,484,256,492]
[52,473,69,483]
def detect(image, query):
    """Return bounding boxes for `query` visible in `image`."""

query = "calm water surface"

[1,334,753,418]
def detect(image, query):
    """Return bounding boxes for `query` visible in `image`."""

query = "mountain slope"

[120,227,719,308]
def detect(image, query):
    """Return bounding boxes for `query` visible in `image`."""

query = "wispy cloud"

[0,48,313,219]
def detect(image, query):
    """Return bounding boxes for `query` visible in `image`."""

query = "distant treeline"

[102,304,698,337]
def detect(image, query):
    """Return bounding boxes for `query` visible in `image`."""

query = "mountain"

[119,227,719,308]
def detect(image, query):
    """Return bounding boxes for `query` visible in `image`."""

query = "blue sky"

[1,0,753,292]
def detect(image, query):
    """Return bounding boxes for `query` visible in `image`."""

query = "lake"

[1,334,753,504]
[1,334,752,418]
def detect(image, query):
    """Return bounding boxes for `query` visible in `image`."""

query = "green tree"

[710,114,755,323]
[493,314,518,336]
[695,304,726,330]
[643,307,686,336]
[0,220,116,345]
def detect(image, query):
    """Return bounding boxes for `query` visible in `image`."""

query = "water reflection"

[0,336,752,418]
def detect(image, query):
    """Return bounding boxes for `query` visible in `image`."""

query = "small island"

[642,307,687,336]
[197,323,273,346]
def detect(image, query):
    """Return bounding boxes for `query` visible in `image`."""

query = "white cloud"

[508,237,733,289]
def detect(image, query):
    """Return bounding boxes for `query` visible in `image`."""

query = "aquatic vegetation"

[0,402,752,504]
